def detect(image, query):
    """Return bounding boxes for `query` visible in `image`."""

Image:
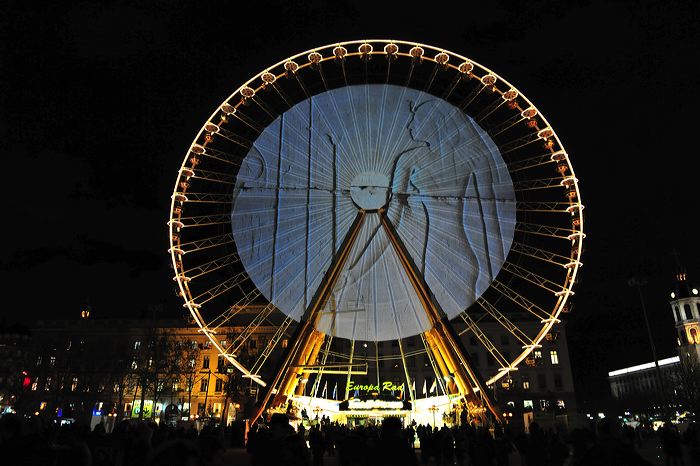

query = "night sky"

[3,1,699,405]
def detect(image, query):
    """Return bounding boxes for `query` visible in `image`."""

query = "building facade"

[608,272,700,416]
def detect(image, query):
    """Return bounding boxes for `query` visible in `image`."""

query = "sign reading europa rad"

[347,380,405,393]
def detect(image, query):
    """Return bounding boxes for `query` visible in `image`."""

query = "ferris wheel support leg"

[250,212,366,425]
[379,211,501,423]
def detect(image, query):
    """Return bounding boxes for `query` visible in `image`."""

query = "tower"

[669,271,700,364]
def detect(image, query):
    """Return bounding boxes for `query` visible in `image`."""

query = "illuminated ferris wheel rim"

[168,39,584,389]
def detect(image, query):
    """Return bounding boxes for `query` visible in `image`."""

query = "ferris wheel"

[168,40,584,422]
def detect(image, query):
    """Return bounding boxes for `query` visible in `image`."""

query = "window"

[534,350,542,360]
[66,340,72,350]
[220,340,227,347]
[173,382,179,392]
[554,373,563,389]
[71,377,79,392]
[202,356,210,369]
[538,374,547,390]
[31,378,38,391]
[539,399,549,411]
[249,339,256,349]
[523,400,533,410]
[50,356,56,367]
[114,383,120,393]
[44,377,52,391]
[197,402,205,415]
[200,379,208,392]
[282,339,288,349]
[215,379,223,392]
[132,359,138,370]
[556,400,566,409]
[522,377,530,391]
[674,307,680,322]
[217,356,225,372]
[550,350,559,365]
[134,341,141,351]
[682,304,691,320]
[36,356,42,366]
[213,402,222,414]
[189,358,196,368]
[203,340,211,349]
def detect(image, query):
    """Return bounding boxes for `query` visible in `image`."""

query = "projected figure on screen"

[386,96,515,313]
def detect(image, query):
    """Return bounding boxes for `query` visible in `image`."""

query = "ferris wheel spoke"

[515,221,579,241]
[189,271,250,308]
[204,288,262,330]
[207,125,253,150]
[250,315,294,376]
[513,177,569,192]
[227,302,277,355]
[473,297,533,347]
[506,152,557,173]
[509,241,575,269]
[497,132,542,155]
[178,251,241,282]
[459,313,511,370]
[490,279,553,322]
[485,113,525,138]
[176,232,234,254]
[174,213,230,229]
[227,107,263,133]
[517,201,583,214]
[500,261,566,295]
[441,74,464,101]
[420,333,448,395]
[189,168,236,185]
[475,95,508,124]
[176,192,233,204]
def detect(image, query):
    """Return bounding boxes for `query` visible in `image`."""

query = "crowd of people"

[1,411,698,466]
[247,415,700,466]
[0,413,232,466]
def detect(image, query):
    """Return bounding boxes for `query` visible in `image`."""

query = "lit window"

[202,356,210,369]
[215,379,224,392]
[220,340,227,347]
[550,350,559,365]
[189,358,196,368]
[134,341,141,351]
[213,402,222,414]
[524,400,533,409]
[31,378,38,391]
[131,360,138,370]
[50,356,56,367]
[44,377,52,391]
[36,356,42,366]
[522,378,530,391]
[534,350,542,360]
[173,382,179,391]
[539,399,549,411]
[71,377,79,392]
[282,339,288,349]
[557,400,566,409]
[203,340,211,349]
[200,379,208,392]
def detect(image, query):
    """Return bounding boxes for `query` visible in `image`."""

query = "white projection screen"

[231,84,516,341]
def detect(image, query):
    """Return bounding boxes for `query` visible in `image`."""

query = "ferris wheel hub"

[349,171,391,211]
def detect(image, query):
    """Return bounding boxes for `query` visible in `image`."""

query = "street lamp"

[428,405,438,427]
[627,276,669,421]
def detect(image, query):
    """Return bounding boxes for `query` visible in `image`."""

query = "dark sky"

[2,0,699,404]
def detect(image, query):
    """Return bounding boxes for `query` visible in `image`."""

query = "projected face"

[232,84,516,341]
